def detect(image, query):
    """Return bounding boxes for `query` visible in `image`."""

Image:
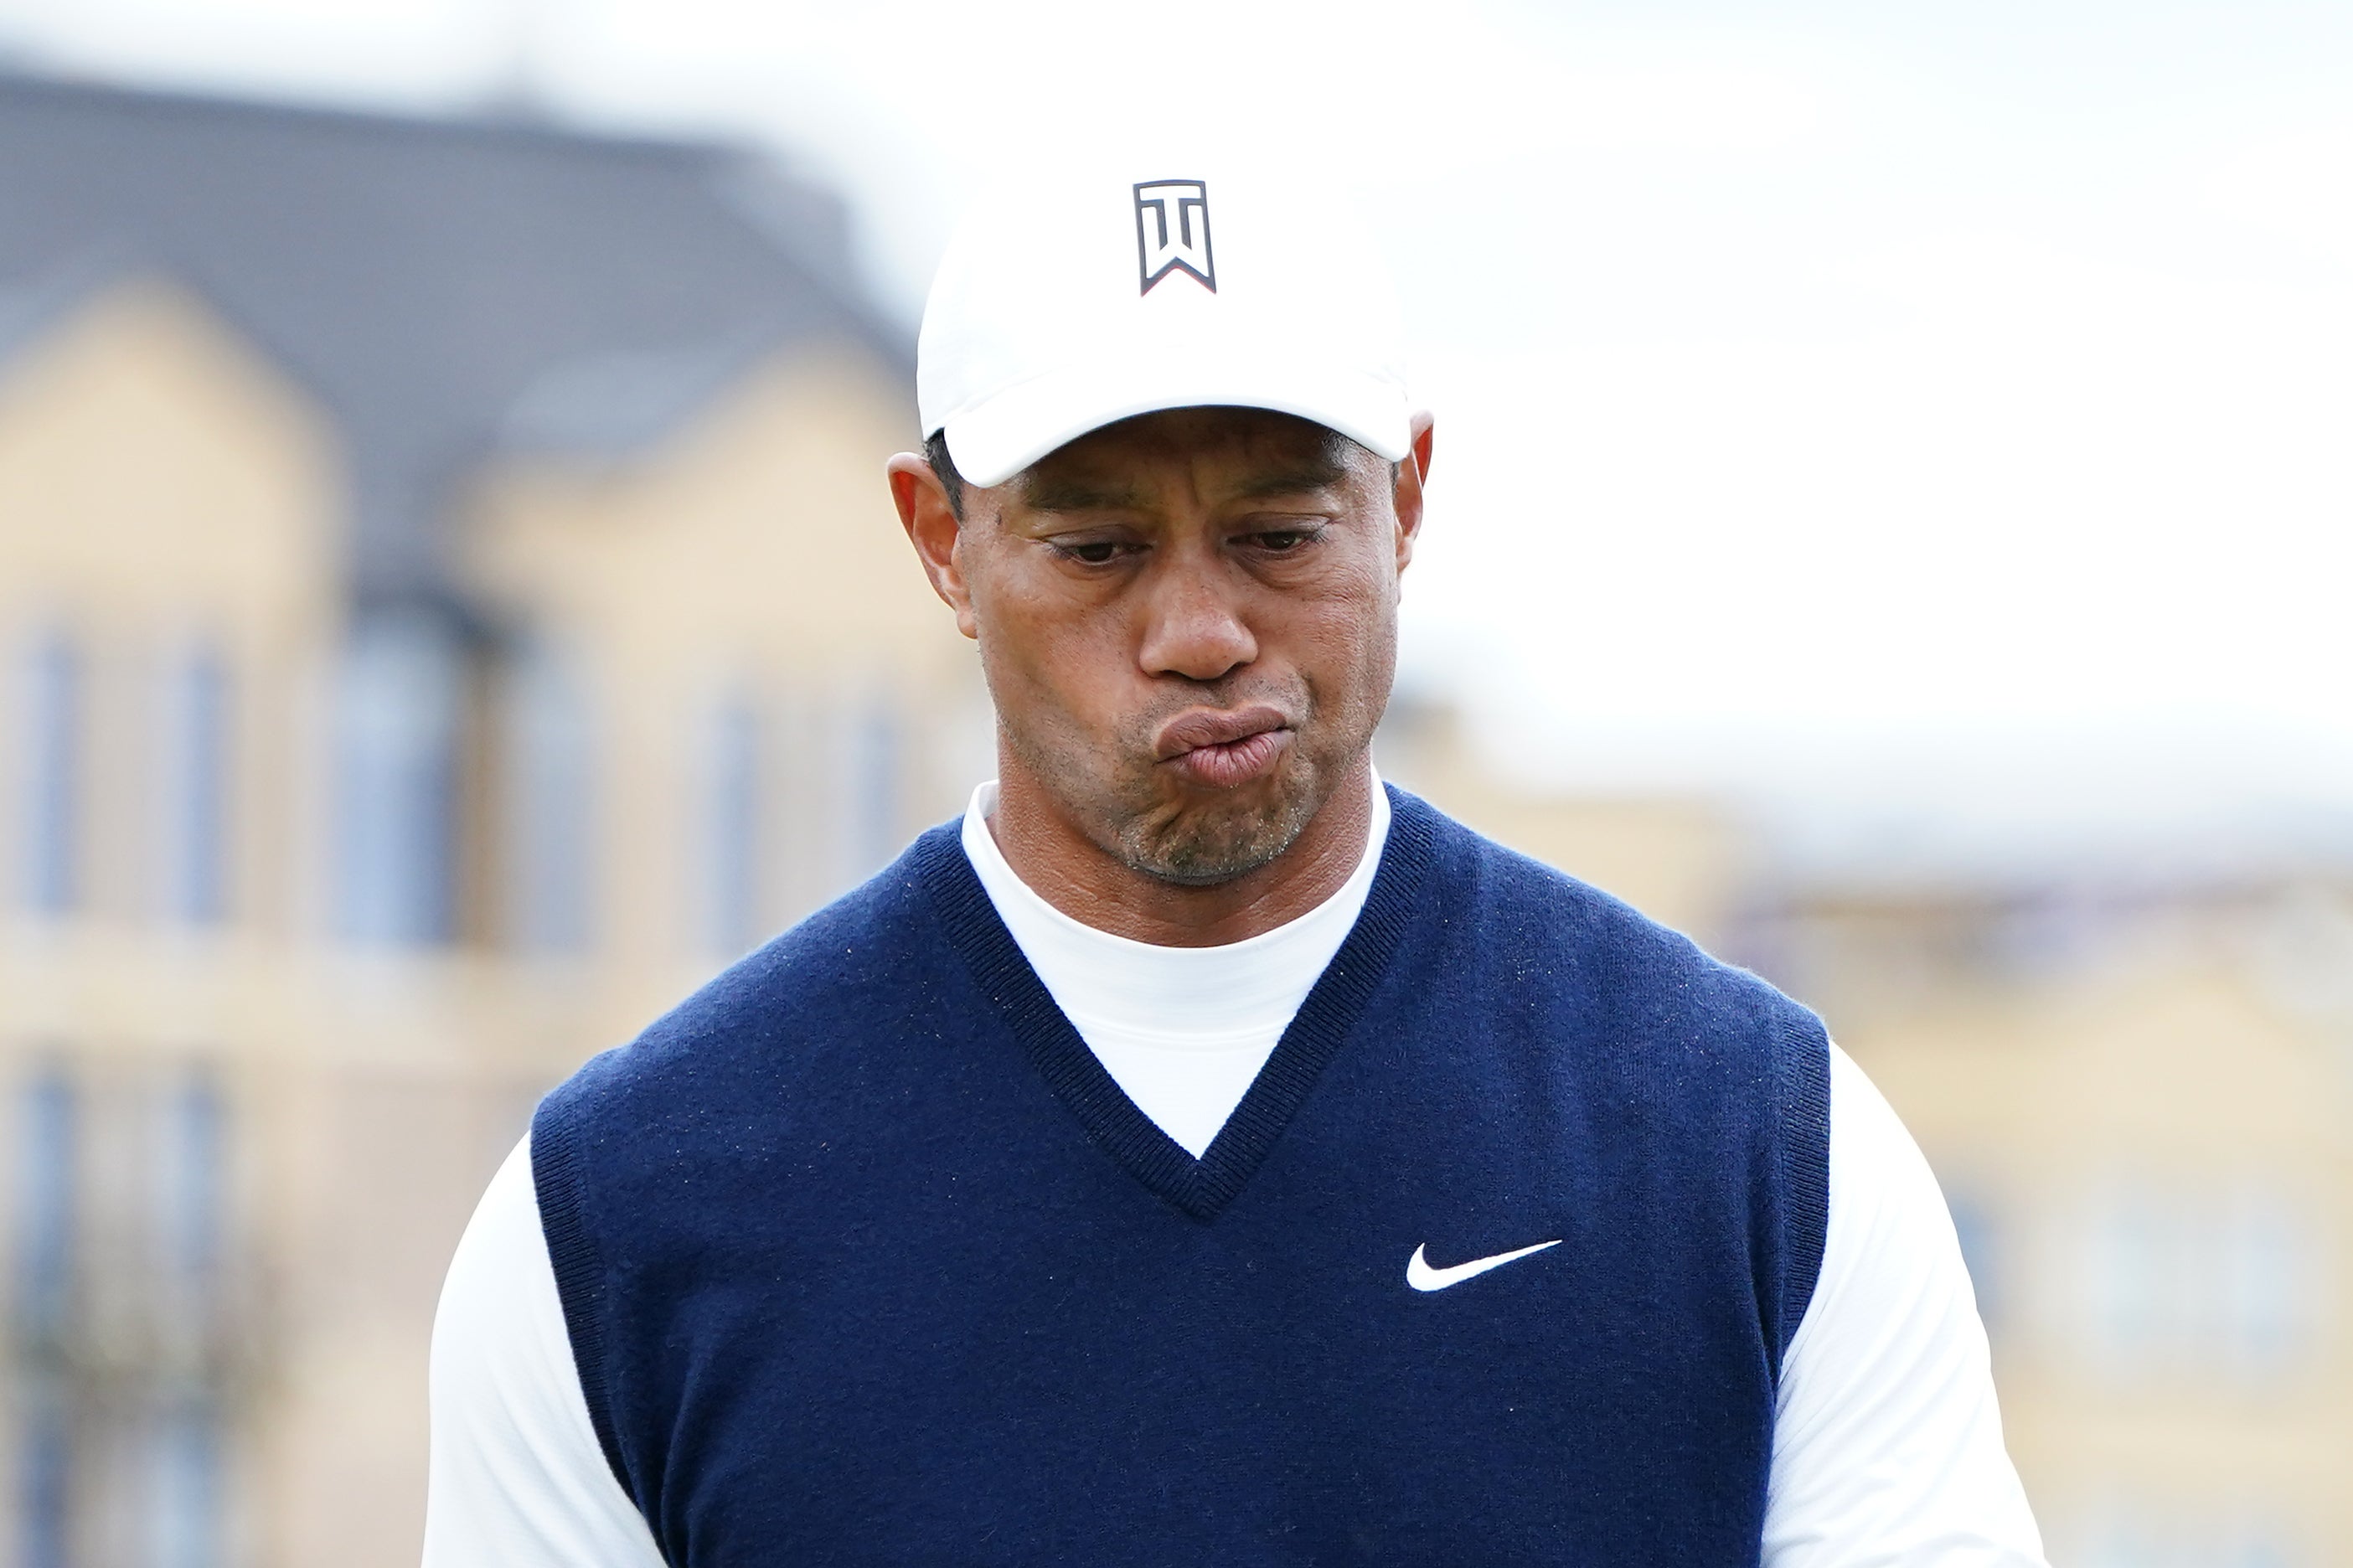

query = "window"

[333,611,461,945]
[506,641,594,954]
[771,689,823,922]
[156,1070,224,1320]
[159,644,231,926]
[18,632,80,916]
[2077,1179,2316,1381]
[850,694,902,879]
[2219,1189,2307,1375]
[2081,1187,2190,1371]
[755,688,903,926]
[701,690,761,956]
[17,1067,75,1568]
[13,1067,230,1564]
[18,1380,68,1568]
[18,1066,76,1344]
[147,1390,222,1568]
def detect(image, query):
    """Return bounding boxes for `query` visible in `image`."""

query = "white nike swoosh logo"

[1406,1239,1563,1292]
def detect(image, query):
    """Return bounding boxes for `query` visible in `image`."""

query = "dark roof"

[0,73,910,602]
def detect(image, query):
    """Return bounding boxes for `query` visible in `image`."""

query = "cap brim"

[940,356,1412,489]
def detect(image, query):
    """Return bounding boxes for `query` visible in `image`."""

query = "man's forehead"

[1012,407,1365,512]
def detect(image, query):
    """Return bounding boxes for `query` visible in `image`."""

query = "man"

[425,162,2046,1565]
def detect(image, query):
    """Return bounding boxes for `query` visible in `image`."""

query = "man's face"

[932,407,1420,885]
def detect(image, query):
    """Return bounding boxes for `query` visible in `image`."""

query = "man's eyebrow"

[1016,474,1151,513]
[1227,457,1350,501]
[1017,453,1352,513]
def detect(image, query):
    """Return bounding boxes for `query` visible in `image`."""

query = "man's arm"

[422,1137,668,1568]
[1763,1046,2047,1567]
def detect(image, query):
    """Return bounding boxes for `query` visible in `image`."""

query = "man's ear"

[887,453,978,640]
[1391,412,1435,577]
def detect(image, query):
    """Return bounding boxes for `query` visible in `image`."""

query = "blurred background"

[0,1,2346,1563]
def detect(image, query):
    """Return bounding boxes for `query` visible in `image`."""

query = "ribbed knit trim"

[1772,1010,1834,1379]
[921,784,1436,1222]
[529,1112,634,1498]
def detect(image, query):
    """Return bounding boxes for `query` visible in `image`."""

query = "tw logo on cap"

[1133,179,1215,296]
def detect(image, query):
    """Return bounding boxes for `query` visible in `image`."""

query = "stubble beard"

[999,681,1353,888]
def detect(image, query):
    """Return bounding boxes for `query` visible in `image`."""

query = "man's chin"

[1116,778,1317,887]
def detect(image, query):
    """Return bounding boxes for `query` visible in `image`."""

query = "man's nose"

[1137,562,1257,683]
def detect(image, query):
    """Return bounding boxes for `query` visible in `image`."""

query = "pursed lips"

[1153,705,1293,790]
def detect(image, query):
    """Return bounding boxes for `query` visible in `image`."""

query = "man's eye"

[1061,540,1123,565]
[1249,529,1316,553]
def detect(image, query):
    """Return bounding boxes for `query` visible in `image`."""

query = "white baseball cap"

[916,158,1415,488]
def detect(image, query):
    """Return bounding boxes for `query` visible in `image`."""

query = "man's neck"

[986,761,1375,948]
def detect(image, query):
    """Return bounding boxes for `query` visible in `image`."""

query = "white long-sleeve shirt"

[424,781,2046,1566]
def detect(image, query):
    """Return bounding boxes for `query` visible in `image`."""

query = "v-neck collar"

[920,785,1434,1221]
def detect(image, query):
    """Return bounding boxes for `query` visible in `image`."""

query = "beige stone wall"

[459,341,985,1014]
[0,285,976,1565]
[0,280,342,937]
[0,281,350,1567]
[1799,895,2353,1564]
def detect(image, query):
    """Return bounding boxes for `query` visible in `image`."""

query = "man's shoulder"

[537,821,967,1132]
[1397,787,1817,1041]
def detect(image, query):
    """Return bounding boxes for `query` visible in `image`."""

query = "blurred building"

[0,75,976,1566]
[1737,866,2353,1566]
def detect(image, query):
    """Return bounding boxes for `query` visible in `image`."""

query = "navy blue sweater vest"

[533,789,1830,1566]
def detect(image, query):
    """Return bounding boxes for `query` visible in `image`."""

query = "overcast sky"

[5,0,2349,860]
